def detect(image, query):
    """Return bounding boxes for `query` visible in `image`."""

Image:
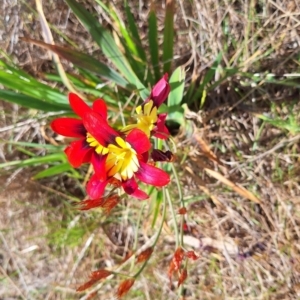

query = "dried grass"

[1,0,300,299]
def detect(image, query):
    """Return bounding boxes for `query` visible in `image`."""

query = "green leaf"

[2,141,64,152]
[166,67,186,126]
[21,38,128,88]
[0,60,69,107]
[94,1,146,82]
[124,3,153,83]
[0,153,66,169]
[125,3,147,62]
[0,90,70,111]
[162,0,175,74]
[33,163,72,179]
[148,5,160,81]
[65,0,148,98]
[168,66,186,106]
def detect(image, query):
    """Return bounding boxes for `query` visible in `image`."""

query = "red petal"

[91,153,107,181]
[83,112,118,146]
[51,118,86,138]
[130,188,149,200]
[135,161,170,187]
[65,140,92,167]
[154,113,170,140]
[93,99,107,120]
[69,93,91,118]
[122,178,149,200]
[126,129,151,154]
[87,174,108,199]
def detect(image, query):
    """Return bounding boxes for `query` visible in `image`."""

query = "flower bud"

[116,278,135,298]
[149,73,170,107]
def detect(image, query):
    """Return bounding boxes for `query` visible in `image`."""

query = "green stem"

[170,163,185,246]
[133,188,167,278]
[165,188,179,247]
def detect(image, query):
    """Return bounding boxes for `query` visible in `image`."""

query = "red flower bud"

[78,197,105,210]
[148,73,170,107]
[185,251,199,260]
[101,194,120,215]
[77,269,112,292]
[178,268,188,287]
[89,269,112,281]
[136,247,153,263]
[178,207,187,215]
[76,279,98,292]
[151,149,175,162]
[116,278,135,298]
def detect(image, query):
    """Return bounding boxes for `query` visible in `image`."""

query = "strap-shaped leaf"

[148,4,161,81]
[166,67,185,126]
[162,0,175,74]
[0,90,70,111]
[0,153,66,169]
[33,163,73,179]
[65,0,148,98]
[0,60,68,107]
[125,3,146,62]
[21,38,128,88]
[168,66,186,106]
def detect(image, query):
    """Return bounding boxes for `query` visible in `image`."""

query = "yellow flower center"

[86,133,109,155]
[106,137,139,180]
[121,100,158,137]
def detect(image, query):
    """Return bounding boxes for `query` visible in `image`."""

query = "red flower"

[51,93,109,178]
[83,112,170,200]
[121,74,170,139]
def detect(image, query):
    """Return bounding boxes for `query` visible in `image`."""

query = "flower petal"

[122,177,149,200]
[65,140,92,167]
[87,174,108,200]
[51,118,86,138]
[135,161,170,187]
[93,99,107,120]
[69,93,91,118]
[126,129,151,154]
[154,113,169,139]
[148,73,170,107]
[91,153,107,181]
[83,112,119,146]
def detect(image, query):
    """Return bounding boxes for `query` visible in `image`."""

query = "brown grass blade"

[194,133,222,165]
[204,168,261,204]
